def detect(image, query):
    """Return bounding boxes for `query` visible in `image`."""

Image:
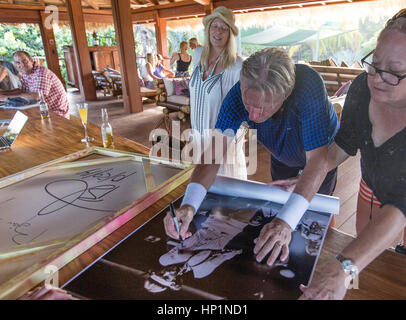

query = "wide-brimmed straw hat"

[203,6,238,36]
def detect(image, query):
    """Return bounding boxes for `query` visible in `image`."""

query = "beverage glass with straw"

[77,103,94,144]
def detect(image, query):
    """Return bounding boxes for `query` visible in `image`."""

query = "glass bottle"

[92,31,99,46]
[101,108,114,148]
[38,90,50,119]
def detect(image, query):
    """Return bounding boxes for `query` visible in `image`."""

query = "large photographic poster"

[66,192,332,300]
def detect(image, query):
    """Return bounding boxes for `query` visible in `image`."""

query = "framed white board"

[0,147,193,299]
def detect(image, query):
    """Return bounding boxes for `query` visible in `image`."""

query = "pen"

[169,202,184,248]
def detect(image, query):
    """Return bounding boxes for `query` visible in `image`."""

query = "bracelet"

[180,182,207,215]
[276,192,310,230]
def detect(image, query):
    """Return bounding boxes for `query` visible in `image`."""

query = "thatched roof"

[166,0,406,31]
[1,0,405,31]
[0,0,173,10]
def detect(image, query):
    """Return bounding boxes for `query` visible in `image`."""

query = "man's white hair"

[241,47,295,103]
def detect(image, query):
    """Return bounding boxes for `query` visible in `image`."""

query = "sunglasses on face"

[210,23,230,33]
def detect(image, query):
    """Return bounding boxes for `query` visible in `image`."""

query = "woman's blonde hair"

[200,20,237,71]
[146,53,154,64]
[179,41,188,52]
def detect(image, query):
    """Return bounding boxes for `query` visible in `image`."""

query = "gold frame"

[0,147,193,299]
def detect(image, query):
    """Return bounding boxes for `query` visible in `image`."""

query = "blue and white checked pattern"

[215,64,339,168]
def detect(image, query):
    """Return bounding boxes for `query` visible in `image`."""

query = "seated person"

[154,54,174,79]
[0,51,69,119]
[140,53,161,89]
[0,58,20,78]
[0,65,21,91]
[170,41,192,77]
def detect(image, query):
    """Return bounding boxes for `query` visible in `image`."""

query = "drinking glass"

[77,103,94,144]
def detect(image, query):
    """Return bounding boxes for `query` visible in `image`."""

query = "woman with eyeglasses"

[188,6,247,180]
[300,9,406,300]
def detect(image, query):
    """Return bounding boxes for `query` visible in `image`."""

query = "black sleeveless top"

[176,55,191,72]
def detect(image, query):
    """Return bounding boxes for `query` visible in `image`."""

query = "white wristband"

[181,182,207,214]
[276,193,310,231]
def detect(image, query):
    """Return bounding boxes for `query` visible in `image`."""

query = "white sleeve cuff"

[181,182,207,214]
[276,193,310,231]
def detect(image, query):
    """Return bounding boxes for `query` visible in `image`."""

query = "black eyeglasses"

[361,50,406,86]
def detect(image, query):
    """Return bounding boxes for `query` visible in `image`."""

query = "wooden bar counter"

[1,107,405,300]
[0,107,150,179]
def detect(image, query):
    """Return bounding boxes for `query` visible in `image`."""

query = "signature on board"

[2,167,137,245]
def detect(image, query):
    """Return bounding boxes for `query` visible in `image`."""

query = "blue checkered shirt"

[215,64,339,168]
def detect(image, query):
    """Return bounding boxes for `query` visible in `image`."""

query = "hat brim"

[203,12,239,36]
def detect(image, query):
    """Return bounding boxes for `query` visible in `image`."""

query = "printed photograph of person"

[65,193,332,300]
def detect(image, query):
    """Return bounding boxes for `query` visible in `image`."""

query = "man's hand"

[268,177,299,192]
[299,261,349,300]
[163,204,194,240]
[18,284,75,300]
[253,218,292,266]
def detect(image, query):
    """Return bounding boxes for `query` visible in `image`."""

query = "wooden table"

[1,107,405,300]
[0,107,150,179]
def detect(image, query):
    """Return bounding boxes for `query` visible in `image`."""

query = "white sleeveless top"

[189,56,247,180]
[140,63,153,82]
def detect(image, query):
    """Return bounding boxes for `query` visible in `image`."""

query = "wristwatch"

[335,253,358,279]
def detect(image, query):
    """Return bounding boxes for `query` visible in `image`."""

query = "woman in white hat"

[189,6,247,180]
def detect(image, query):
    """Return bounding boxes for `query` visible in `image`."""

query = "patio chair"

[92,70,113,96]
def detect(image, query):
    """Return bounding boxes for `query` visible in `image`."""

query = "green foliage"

[0,24,44,60]
[240,14,392,65]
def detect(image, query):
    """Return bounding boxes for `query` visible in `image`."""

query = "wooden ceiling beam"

[82,0,100,10]
[0,3,113,15]
[192,0,211,6]
[0,0,380,25]
[215,0,378,12]
[146,0,159,5]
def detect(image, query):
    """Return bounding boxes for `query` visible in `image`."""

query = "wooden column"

[66,0,97,101]
[204,0,214,15]
[111,0,142,114]
[39,11,65,87]
[154,13,169,68]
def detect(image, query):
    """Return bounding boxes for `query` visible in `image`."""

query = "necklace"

[201,52,223,79]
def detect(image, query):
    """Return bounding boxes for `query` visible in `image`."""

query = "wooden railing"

[310,65,364,96]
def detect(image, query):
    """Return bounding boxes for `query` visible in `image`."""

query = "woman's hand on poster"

[18,284,75,300]
[253,218,292,266]
[164,204,194,240]
[299,261,349,300]
[267,177,299,192]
